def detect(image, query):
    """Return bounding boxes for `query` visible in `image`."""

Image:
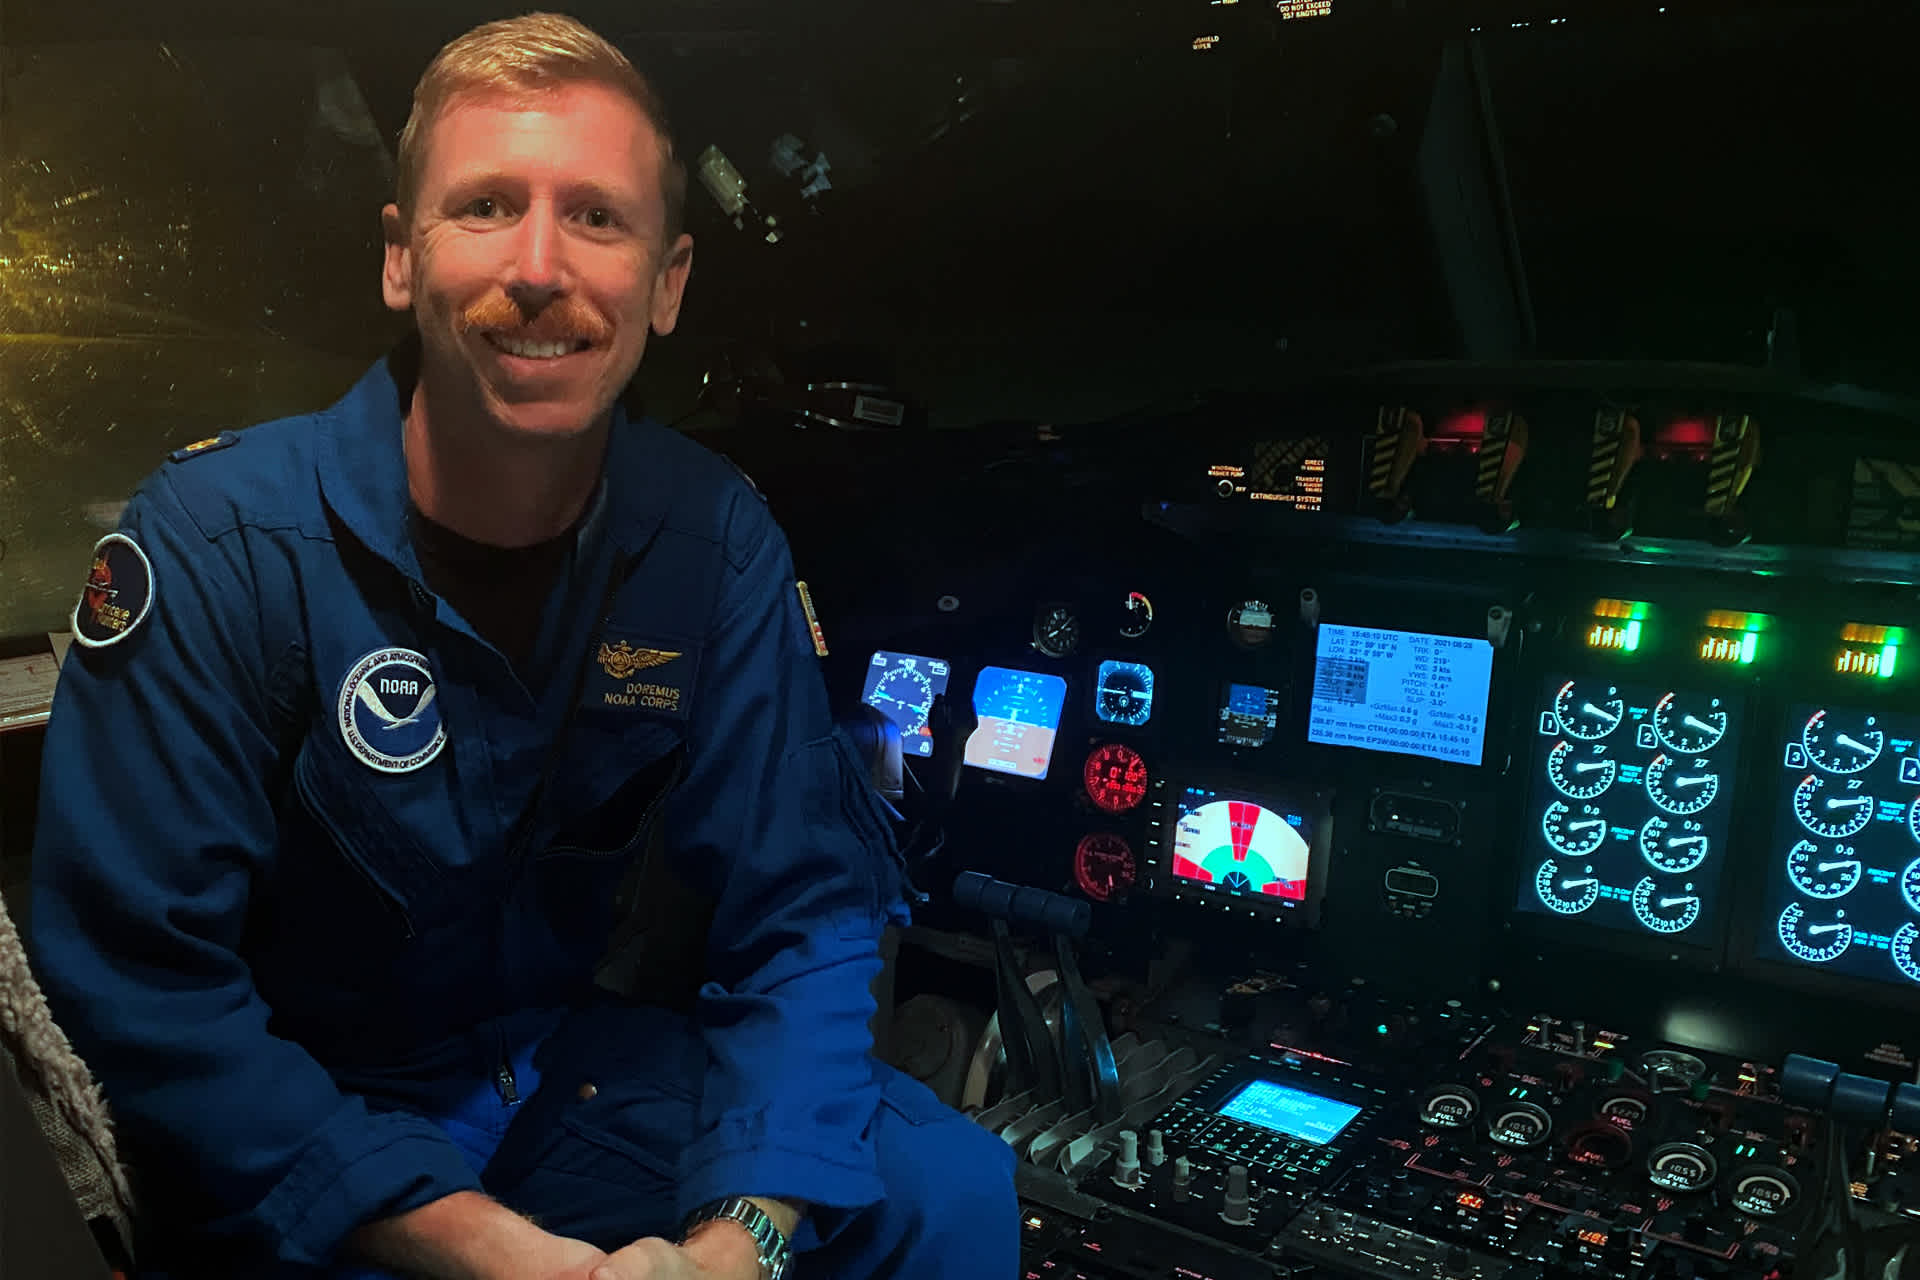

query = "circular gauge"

[1598,1095,1649,1126]
[1908,796,1920,846]
[1777,902,1853,964]
[1120,591,1154,639]
[1899,858,1920,915]
[1553,680,1626,741]
[1647,1142,1718,1194]
[1731,1168,1801,1219]
[1547,741,1617,800]
[1073,833,1137,903]
[1543,801,1608,857]
[1891,923,1920,985]
[1417,1085,1480,1130]
[1487,1101,1554,1148]
[1802,709,1884,775]
[1083,743,1150,814]
[1032,603,1080,657]
[868,663,935,740]
[1653,692,1729,754]
[1631,877,1701,934]
[1639,1050,1708,1085]
[1535,858,1601,915]
[1094,662,1155,727]
[1639,817,1710,875]
[1565,1122,1634,1170]
[1646,754,1719,816]
[1227,599,1275,649]
[1786,840,1862,900]
[1793,775,1873,840]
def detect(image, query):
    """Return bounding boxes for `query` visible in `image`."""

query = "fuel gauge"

[1777,902,1853,964]
[1535,858,1602,915]
[1630,876,1701,934]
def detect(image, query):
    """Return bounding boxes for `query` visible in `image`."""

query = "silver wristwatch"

[680,1196,793,1280]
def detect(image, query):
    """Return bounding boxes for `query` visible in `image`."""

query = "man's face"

[381,81,692,439]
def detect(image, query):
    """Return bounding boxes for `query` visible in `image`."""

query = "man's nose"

[505,203,566,309]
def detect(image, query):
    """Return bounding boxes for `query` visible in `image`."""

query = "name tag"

[583,635,699,720]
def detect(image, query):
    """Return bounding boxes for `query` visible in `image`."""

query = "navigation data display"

[1218,1080,1362,1145]
[964,666,1068,780]
[1169,784,1311,905]
[1514,675,1743,947]
[1755,704,1920,992]
[1307,625,1493,766]
[860,650,950,758]
[1094,660,1156,727]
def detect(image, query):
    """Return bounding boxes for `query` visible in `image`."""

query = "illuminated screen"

[964,666,1068,780]
[1219,682,1281,748]
[1094,660,1155,727]
[1217,1080,1361,1145]
[1514,675,1743,946]
[860,651,950,759]
[1169,784,1311,905]
[1755,704,1920,991]
[1307,624,1494,765]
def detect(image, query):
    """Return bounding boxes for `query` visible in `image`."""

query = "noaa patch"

[72,532,156,650]
[336,647,447,773]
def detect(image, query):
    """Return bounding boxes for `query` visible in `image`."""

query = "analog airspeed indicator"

[1653,693,1728,754]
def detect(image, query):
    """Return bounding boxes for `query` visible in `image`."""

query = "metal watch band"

[680,1195,793,1280]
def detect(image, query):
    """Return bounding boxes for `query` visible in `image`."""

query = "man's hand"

[573,1227,759,1279]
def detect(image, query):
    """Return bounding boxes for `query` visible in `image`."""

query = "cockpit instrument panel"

[860,650,950,758]
[963,666,1068,781]
[1756,703,1920,991]
[1515,675,1743,949]
[1306,624,1494,766]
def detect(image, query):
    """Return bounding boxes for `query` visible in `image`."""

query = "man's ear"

[649,234,695,337]
[380,203,413,313]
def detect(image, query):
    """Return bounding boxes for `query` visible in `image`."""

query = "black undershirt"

[408,506,575,672]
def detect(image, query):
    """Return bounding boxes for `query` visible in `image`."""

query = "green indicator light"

[1740,631,1757,664]
[1882,645,1899,679]
[1624,620,1642,652]
[1376,1024,1389,1036]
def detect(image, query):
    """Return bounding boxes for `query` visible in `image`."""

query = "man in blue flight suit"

[29,12,1016,1279]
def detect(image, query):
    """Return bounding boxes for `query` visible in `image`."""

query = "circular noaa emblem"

[336,647,447,773]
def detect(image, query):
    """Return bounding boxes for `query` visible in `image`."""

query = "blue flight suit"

[29,344,1017,1277]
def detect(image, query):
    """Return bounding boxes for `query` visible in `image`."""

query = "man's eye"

[584,208,616,229]
[464,197,498,218]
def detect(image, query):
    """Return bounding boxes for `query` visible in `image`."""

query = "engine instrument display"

[1084,743,1149,814]
[1216,1079,1363,1145]
[1073,833,1137,903]
[1755,704,1920,991]
[1219,682,1282,748]
[860,650,950,758]
[1306,624,1495,766]
[1514,675,1744,947]
[964,666,1068,780]
[1168,784,1311,905]
[1094,660,1156,727]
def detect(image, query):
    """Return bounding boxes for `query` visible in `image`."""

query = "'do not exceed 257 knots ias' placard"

[1307,624,1495,766]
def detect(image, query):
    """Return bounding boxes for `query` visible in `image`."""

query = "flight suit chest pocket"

[279,730,451,964]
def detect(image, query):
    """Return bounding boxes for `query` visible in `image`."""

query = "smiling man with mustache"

[29,13,1016,1280]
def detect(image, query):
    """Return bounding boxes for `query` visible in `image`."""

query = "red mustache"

[458,293,611,346]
